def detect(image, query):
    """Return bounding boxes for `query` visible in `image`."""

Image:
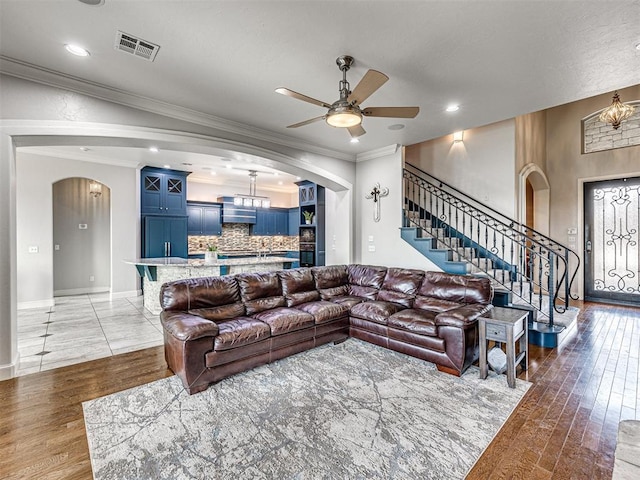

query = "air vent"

[115,31,160,62]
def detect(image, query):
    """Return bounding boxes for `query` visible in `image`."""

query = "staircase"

[402,163,580,347]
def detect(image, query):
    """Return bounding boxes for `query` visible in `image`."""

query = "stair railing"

[403,163,580,326]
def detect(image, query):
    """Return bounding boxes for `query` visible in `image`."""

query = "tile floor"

[17,293,163,376]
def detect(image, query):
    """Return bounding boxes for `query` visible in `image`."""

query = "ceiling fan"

[275,55,419,138]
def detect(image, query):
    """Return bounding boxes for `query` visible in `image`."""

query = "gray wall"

[52,178,110,295]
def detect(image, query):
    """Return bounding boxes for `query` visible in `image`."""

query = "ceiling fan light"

[326,106,362,128]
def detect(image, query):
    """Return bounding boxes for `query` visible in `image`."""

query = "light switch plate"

[368,235,374,242]
[368,245,376,252]
[567,227,578,235]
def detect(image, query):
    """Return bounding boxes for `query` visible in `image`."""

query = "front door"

[584,177,640,304]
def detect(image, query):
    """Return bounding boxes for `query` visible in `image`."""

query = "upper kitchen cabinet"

[252,208,289,236]
[187,202,222,235]
[141,166,190,216]
[298,183,317,206]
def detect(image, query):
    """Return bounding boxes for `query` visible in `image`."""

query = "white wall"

[405,119,517,218]
[324,188,352,265]
[187,180,297,207]
[355,146,439,270]
[16,152,139,308]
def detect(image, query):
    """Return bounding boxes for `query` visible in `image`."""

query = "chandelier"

[89,180,102,198]
[233,171,270,208]
[599,91,636,130]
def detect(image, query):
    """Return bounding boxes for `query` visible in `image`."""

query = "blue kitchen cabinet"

[187,202,222,235]
[288,207,299,236]
[143,216,188,258]
[252,208,289,235]
[141,167,190,216]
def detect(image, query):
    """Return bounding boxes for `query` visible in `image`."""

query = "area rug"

[83,339,530,480]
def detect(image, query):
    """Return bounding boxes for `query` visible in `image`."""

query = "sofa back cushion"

[278,268,320,307]
[236,271,286,315]
[160,276,242,313]
[312,265,349,300]
[347,264,387,299]
[418,271,493,305]
[376,267,425,308]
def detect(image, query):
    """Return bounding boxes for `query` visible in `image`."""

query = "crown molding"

[0,56,356,163]
[355,144,399,163]
[19,146,140,169]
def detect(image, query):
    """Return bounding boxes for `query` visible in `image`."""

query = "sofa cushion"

[236,272,286,315]
[330,295,368,308]
[251,307,315,335]
[413,296,463,313]
[189,302,245,321]
[161,275,240,311]
[349,284,379,300]
[347,264,387,289]
[419,271,492,304]
[318,285,349,300]
[312,265,349,289]
[388,309,439,337]
[278,268,320,307]
[350,300,405,325]
[214,317,271,351]
[377,267,424,308]
[295,300,349,324]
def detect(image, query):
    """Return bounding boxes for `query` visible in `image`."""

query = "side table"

[479,306,528,388]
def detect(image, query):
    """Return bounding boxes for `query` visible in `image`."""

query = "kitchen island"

[125,256,297,314]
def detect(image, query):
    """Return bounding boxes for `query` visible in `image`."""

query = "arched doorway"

[52,178,111,296]
[518,163,550,236]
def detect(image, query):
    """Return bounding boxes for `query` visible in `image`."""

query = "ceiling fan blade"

[286,115,326,128]
[275,87,332,109]
[362,106,420,118]
[347,124,366,138]
[347,70,389,106]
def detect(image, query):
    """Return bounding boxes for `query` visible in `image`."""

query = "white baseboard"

[111,289,142,299]
[54,287,110,296]
[17,298,55,310]
[0,352,20,380]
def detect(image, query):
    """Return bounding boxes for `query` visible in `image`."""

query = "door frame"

[582,175,640,305]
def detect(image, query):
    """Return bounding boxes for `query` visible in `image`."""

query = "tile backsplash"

[189,223,299,254]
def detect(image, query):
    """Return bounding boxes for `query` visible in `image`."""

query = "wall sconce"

[89,180,102,198]
[453,131,464,143]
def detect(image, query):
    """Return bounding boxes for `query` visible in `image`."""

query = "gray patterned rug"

[83,339,530,480]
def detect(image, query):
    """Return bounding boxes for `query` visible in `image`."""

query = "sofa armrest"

[435,304,493,329]
[161,311,220,341]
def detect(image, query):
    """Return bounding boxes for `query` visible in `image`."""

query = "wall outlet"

[368,235,374,242]
[79,224,88,230]
[368,245,376,252]
[28,246,38,253]
[89,276,95,282]
[567,227,578,235]
[54,244,60,251]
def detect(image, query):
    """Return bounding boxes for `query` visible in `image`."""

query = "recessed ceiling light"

[149,146,159,153]
[636,42,640,51]
[210,171,217,176]
[225,165,232,169]
[65,44,90,57]
[296,176,301,180]
[163,164,171,169]
[273,172,279,176]
[350,138,360,143]
[79,147,90,152]
[181,162,192,166]
[387,124,405,131]
[78,0,105,5]
[278,181,283,185]
[446,105,460,112]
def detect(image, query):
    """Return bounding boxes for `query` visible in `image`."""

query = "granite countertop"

[125,256,298,267]
[188,250,296,256]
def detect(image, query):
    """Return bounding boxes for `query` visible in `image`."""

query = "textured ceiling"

[1,0,640,161]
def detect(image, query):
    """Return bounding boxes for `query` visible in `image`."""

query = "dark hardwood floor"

[0,301,637,479]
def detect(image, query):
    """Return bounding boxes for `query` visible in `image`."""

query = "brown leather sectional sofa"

[160,264,494,394]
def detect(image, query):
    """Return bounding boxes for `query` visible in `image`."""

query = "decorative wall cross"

[365,183,389,222]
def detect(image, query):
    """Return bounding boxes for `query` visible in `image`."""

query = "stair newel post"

[547,248,555,328]
[564,248,570,311]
